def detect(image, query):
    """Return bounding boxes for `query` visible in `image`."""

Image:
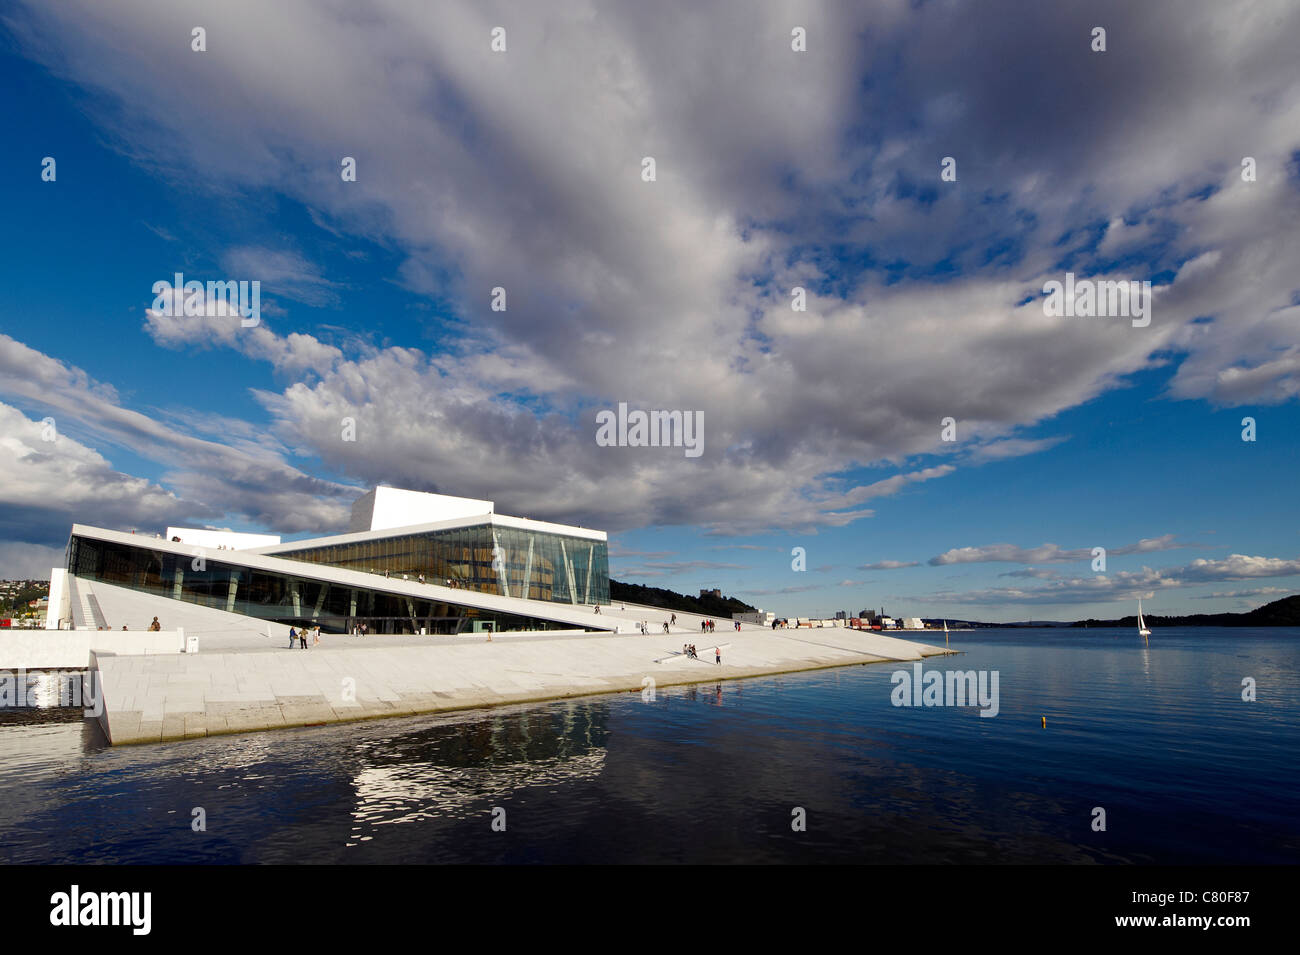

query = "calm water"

[1,628,1296,864]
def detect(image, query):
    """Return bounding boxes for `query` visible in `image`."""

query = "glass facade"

[273,522,610,606]
[67,534,586,635]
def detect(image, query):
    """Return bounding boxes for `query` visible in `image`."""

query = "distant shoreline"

[925,593,1300,629]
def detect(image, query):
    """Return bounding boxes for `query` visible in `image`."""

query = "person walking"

[288,626,297,649]
[715,646,721,665]
[314,625,321,647]
[670,613,676,626]
[299,628,308,649]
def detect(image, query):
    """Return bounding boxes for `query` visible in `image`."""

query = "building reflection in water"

[345,699,610,842]
[0,670,87,714]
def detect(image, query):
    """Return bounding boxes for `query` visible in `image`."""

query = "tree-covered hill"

[609,580,757,618]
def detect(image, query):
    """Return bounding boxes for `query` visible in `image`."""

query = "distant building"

[734,609,776,626]
[834,610,846,620]
[699,588,722,599]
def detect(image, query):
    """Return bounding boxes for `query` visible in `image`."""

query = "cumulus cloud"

[917,553,1300,607]
[0,336,358,543]
[0,541,68,579]
[1193,587,1291,599]
[0,401,194,544]
[1182,554,1300,581]
[2,0,1298,541]
[930,534,1187,566]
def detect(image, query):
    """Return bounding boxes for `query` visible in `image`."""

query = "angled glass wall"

[274,522,609,605]
[67,534,585,634]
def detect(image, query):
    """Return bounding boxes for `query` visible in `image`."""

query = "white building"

[50,487,612,635]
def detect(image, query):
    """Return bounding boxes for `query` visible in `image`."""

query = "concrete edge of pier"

[89,629,956,746]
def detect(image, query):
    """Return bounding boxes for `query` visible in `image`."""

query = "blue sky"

[1,1,1298,621]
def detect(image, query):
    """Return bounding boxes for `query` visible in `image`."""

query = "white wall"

[46,568,70,630]
[0,629,186,669]
[165,527,282,549]
[355,486,494,532]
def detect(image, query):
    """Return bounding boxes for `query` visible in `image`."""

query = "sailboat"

[943,619,949,648]
[1137,599,1151,640]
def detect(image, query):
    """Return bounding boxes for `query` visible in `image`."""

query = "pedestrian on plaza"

[716,646,721,665]
[288,626,297,648]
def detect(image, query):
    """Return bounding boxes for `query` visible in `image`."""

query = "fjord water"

[0,628,1295,864]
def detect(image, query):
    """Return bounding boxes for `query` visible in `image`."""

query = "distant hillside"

[1071,594,1300,628]
[610,580,757,618]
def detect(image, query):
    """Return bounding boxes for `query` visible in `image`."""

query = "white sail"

[1138,599,1151,637]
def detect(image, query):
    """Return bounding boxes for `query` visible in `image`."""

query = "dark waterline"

[1,627,1296,864]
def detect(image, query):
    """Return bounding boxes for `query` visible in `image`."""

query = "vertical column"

[559,539,577,605]
[491,527,510,597]
[522,537,534,601]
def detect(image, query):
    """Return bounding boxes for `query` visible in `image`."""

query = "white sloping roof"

[70,525,616,631]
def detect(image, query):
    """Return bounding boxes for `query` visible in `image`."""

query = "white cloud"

[2,0,1298,542]
[0,336,358,541]
[930,534,1187,566]
[917,553,1300,607]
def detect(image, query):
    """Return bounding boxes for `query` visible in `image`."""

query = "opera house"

[48,486,613,636]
